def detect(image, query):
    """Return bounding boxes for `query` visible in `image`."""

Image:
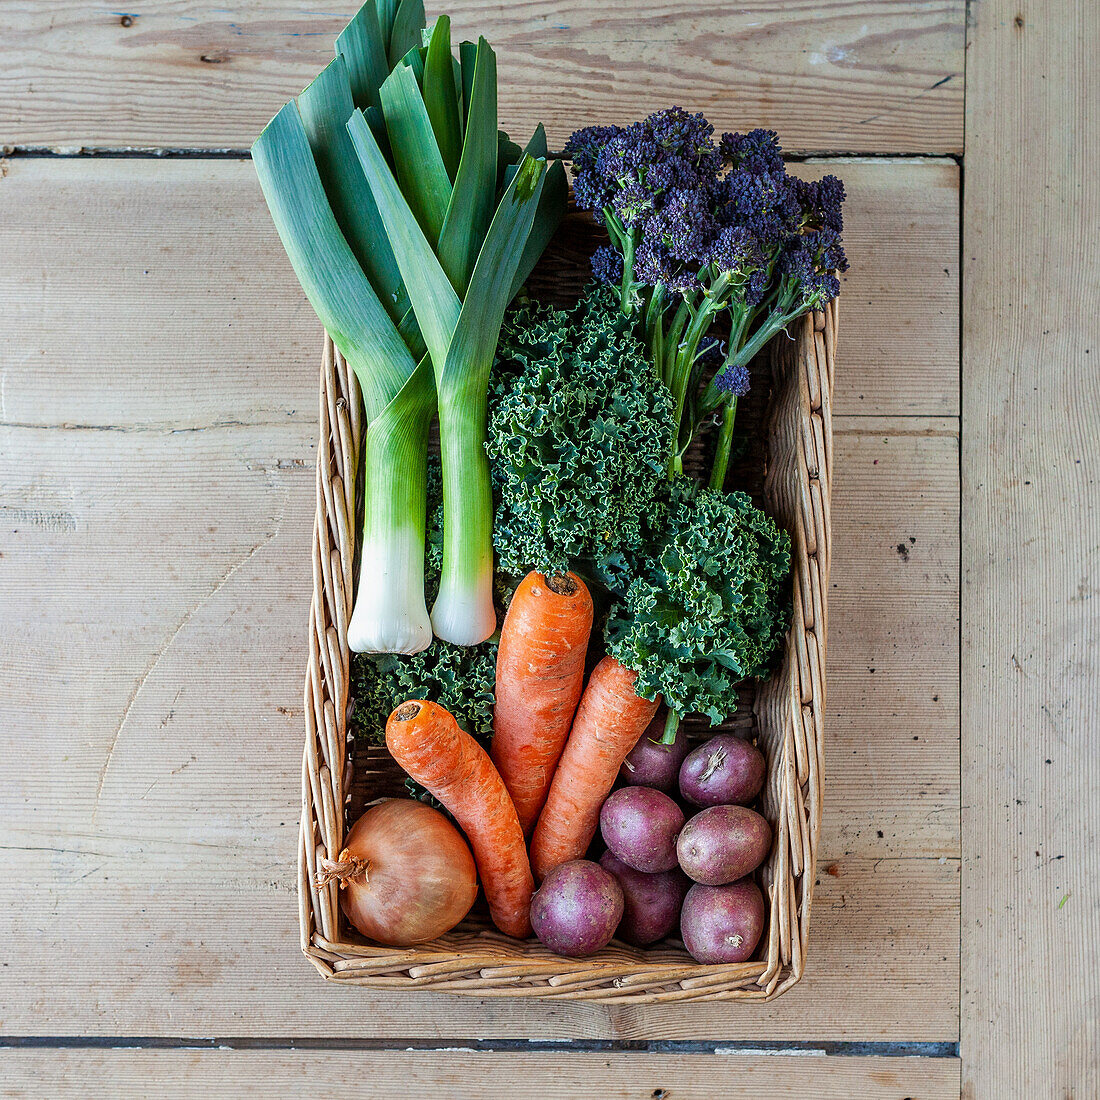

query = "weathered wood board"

[0,1,966,154]
[961,0,1100,1095]
[0,1051,963,1099]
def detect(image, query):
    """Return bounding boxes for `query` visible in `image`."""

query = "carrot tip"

[393,701,421,722]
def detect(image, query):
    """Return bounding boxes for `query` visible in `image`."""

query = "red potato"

[678,734,766,808]
[530,859,624,957]
[617,708,691,793]
[680,879,766,963]
[676,805,772,885]
[599,786,684,873]
[599,851,689,946]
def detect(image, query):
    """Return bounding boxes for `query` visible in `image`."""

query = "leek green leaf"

[375,0,399,46]
[524,122,549,160]
[335,1,389,111]
[379,63,452,244]
[251,101,415,419]
[459,41,477,127]
[296,56,408,324]
[509,158,568,298]
[347,108,460,367]
[423,15,462,180]
[398,43,426,86]
[437,36,498,293]
[388,0,425,66]
[441,155,547,390]
[397,305,428,361]
[501,123,548,191]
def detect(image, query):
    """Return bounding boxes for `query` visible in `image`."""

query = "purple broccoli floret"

[714,362,752,397]
[708,224,764,276]
[720,128,785,176]
[591,245,624,285]
[567,107,722,225]
[647,189,715,263]
[780,227,849,308]
[645,106,723,184]
[566,124,624,212]
[793,173,847,233]
[717,167,801,250]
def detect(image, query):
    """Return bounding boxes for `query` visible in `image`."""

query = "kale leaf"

[602,477,792,724]
[487,286,676,578]
[349,636,498,747]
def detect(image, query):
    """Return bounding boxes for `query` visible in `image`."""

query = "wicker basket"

[298,295,836,1002]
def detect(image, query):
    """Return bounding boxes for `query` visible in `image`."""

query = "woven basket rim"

[297,298,836,1002]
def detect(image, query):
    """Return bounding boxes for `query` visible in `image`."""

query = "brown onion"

[317,799,478,946]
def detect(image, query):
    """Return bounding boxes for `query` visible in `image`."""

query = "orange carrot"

[386,699,534,938]
[529,657,660,881]
[491,571,594,836]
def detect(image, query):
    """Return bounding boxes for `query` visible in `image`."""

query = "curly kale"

[602,478,791,725]
[350,638,498,746]
[487,287,676,577]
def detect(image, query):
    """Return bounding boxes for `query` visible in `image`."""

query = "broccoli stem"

[619,230,637,315]
[667,295,721,477]
[644,284,667,377]
[709,399,738,491]
[705,288,807,488]
[661,708,681,745]
[663,298,693,389]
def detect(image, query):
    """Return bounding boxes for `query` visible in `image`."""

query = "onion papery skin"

[333,800,478,946]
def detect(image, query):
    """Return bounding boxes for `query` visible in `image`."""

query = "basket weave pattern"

[298,301,836,1001]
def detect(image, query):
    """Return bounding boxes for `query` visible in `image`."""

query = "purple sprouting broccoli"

[590,244,624,286]
[720,128,785,175]
[566,108,724,302]
[567,113,848,489]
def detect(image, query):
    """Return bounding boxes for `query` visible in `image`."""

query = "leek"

[252,0,565,653]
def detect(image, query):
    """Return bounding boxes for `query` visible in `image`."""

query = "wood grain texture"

[0,1051,962,1099]
[0,1,965,154]
[961,0,1100,1096]
[0,420,958,1038]
[0,157,958,423]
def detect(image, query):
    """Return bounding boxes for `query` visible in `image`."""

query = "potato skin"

[599,851,689,946]
[600,786,685,873]
[617,711,691,793]
[679,734,765,808]
[676,805,772,885]
[530,859,624,957]
[680,879,766,963]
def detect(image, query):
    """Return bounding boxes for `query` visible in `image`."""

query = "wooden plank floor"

[1,0,1090,1094]
[0,1,965,152]
[961,0,1100,1095]
[0,1051,963,1099]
